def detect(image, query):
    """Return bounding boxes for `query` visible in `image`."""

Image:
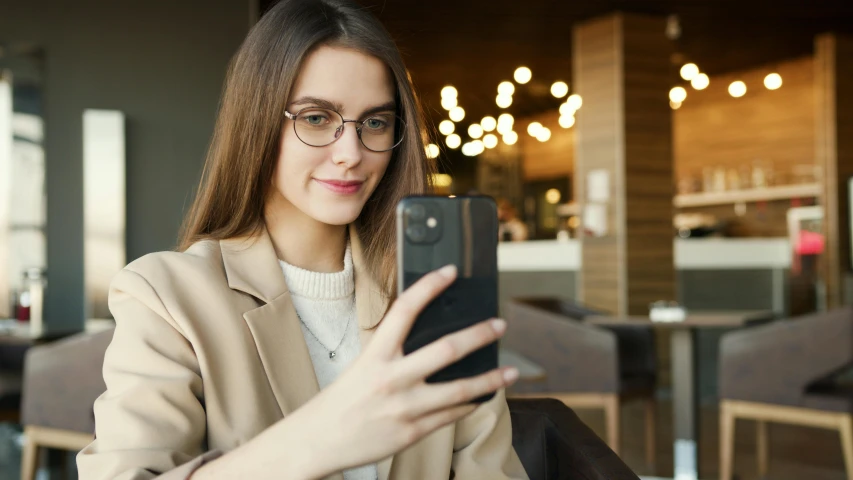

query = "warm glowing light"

[446,134,461,149]
[432,173,453,187]
[559,115,575,128]
[550,81,569,98]
[481,116,497,132]
[513,67,532,84]
[496,94,513,108]
[691,73,709,90]
[440,96,457,110]
[670,100,682,110]
[449,106,465,122]
[527,122,543,137]
[764,73,782,90]
[680,63,699,81]
[498,113,514,126]
[462,140,485,157]
[441,86,458,98]
[498,81,515,96]
[425,144,440,159]
[496,122,512,135]
[545,188,562,204]
[503,131,518,145]
[536,127,552,142]
[468,124,484,139]
[669,86,687,103]
[559,102,575,116]
[567,94,582,110]
[483,134,498,149]
[728,81,747,98]
[461,142,475,157]
[438,120,455,135]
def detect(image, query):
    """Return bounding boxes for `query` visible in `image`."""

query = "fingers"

[402,366,518,419]
[369,264,457,357]
[407,403,478,443]
[395,318,506,385]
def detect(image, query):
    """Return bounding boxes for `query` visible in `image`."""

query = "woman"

[76,1,528,479]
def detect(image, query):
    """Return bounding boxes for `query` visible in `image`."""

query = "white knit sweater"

[279,244,377,480]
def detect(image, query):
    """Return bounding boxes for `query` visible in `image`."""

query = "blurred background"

[1,1,853,479]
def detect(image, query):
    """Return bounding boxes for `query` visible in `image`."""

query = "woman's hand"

[288,264,518,478]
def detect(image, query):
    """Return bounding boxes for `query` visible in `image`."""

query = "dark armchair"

[718,306,853,480]
[503,297,657,467]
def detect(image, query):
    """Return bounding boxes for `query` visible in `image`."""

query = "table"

[586,311,774,480]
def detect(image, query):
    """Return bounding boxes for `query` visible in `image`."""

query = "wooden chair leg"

[20,426,40,480]
[719,401,736,480]
[838,414,853,480]
[756,420,768,478]
[603,394,620,456]
[644,397,656,470]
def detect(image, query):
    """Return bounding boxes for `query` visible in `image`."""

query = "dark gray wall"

[1,1,251,333]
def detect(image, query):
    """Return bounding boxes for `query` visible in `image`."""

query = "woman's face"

[272,45,396,226]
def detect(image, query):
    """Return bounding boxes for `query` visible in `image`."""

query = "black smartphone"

[396,195,499,403]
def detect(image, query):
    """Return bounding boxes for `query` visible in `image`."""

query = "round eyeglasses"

[284,107,406,152]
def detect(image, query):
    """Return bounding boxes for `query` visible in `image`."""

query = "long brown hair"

[179,0,434,293]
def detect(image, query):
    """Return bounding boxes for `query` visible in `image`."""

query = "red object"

[796,230,825,256]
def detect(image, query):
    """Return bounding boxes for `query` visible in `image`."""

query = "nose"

[330,122,363,168]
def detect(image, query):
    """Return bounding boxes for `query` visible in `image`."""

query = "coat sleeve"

[76,268,220,480]
[450,389,530,479]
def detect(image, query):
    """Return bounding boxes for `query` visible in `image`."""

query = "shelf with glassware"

[673,183,821,208]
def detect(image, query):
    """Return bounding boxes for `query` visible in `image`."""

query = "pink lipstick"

[315,179,363,194]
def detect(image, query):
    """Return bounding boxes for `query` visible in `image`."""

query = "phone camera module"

[406,224,427,242]
[406,204,426,221]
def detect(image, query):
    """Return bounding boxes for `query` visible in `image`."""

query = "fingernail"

[503,368,519,383]
[491,318,506,333]
[437,264,457,278]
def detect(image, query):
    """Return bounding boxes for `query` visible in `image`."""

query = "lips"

[314,179,364,195]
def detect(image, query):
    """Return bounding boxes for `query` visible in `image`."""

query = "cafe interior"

[1,0,853,479]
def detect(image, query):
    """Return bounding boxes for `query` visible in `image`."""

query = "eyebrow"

[288,96,397,118]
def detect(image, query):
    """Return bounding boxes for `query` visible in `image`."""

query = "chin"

[308,202,364,226]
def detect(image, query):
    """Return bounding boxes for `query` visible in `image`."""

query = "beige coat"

[77,226,528,480]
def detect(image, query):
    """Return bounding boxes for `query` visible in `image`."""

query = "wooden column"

[816,34,853,309]
[573,14,675,316]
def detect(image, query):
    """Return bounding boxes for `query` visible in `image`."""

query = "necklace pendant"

[329,351,336,359]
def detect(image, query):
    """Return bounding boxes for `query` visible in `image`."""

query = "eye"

[364,117,388,130]
[304,114,328,125]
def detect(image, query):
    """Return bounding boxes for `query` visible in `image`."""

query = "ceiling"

[346,0,853,128]
[258,0,853,156]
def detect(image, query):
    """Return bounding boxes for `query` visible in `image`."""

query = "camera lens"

[406,204,426,221]
[406,224,427,241]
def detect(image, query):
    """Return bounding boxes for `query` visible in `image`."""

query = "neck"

[265,194,348,273]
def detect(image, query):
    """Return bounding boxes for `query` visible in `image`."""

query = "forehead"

[290,45,395,114]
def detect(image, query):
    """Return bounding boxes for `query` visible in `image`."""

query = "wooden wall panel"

[623,15,676,315]
[520,110,574,181]
[674,57,817,190]
[816,34,853,308]
[573,15,624,313]
[573,13,674,316]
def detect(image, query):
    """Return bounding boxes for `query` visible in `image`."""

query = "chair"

[19,328,114,480]
[718,306,853,480]
[503,298,657,466]
[508,397,640,480]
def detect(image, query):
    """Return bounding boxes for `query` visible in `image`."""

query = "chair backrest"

[508,398,640,480]
[21,328,115,433]
[504,299,619,393]
[719,307,853,406]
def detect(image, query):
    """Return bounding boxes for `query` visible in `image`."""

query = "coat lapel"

[220,229,321,420]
